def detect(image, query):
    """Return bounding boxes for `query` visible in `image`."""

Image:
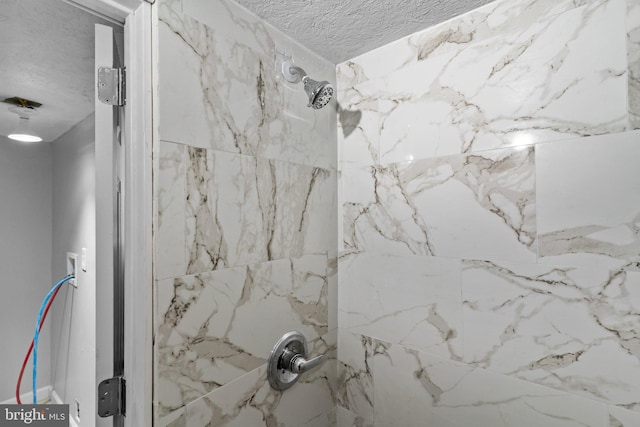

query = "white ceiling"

[234,0,496,64]
[0,0,112,142]
[0,0,493,142]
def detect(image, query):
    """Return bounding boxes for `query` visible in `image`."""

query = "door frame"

[90,1,153,426]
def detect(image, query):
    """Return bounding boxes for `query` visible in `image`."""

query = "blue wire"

[32,275,75,404]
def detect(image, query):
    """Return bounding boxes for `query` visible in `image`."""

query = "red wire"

[15,285,63,404]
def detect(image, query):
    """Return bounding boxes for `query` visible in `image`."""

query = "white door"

[95,23,126,427]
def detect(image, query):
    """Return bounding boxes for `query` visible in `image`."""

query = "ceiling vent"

[2,96,42,109]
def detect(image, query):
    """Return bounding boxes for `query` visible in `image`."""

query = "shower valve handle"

[281,349,325,374]
[268,330,326,391]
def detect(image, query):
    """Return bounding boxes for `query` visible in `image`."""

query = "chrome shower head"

[303,76,334,110]
[282,60,333,110]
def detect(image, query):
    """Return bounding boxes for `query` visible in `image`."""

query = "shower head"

[282,60,334,110]
[303,76,334,110]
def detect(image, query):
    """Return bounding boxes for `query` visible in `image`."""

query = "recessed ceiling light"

[7,106,43,143]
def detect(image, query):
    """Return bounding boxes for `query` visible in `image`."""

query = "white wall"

[0,136,52,401]
[50,113,96,426]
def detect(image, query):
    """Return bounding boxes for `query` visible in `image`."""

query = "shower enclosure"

[152,0,640,425]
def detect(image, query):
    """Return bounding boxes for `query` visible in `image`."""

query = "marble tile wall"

[337,0,630,166]
[154,0,337,425]
[337,0,640,425]
[629,0,640,128]
[154,0,640,424]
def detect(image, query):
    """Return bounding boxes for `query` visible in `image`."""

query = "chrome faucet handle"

[281,349,325,374]
[268,331,326,391]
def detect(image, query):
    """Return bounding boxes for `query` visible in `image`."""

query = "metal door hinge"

[98,67,126,106]
[98,376,126,418]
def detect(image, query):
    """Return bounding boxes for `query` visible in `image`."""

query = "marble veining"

[155,254,330,414]
[536,131,640,268]
[158,0,336,170]
[337,406,373,427]
[342,146,536,262]
[339,253,462,359]
[332,0,639,424]
[157,407,186,427]
[154,0,640,424]
[372,339,609,427]
[462,259,640,410]
[155,0,338,423]
[337,332,374,423]
[338,0,624,82]
[156,142,336,278]
[337,0,628,162]
[184,332,337,427]
[629,0,640,128]
[157,141,187,280]
[609,405,640,427]
[327,250,339,333]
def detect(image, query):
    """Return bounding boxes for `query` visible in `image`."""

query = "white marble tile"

[158,0,183,16]
[184,332,336,427]
[336,79,381,168]
[337,170,344,251]
[160,0,269,153]
[629,0,640,129]
[181,0,271,57]
[157,141,186,280]
[536,253,634,273]
[155,270,231,416]
[537,131,640,268]
[155,254,330,412]
[157,407,186,427]
[341,0,623,87]
[462,259,640,409]
[327,250,339,333]
[182,147,335,275]
[266,378,336,427]
[337,406,373,427]
[339,253,462,359]
[158,0,336,169]
[232,254,330,352]
[157,18,211,147]
[373,341,609,427]
[336,40,416,87]
[307,328,338,384]
[337,331,374,424]
[609,405,640,427]
[327,76,339,171]
[336,251,355,331]
[155,278,176,342]
[338,0,627,163]
[185,366,268,427]
[342,146,536,262]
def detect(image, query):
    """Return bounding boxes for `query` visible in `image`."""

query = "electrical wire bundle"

[15,275,75,404]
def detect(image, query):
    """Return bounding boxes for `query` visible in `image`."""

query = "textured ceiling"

[0,0,112,142]
[233,0,496,63]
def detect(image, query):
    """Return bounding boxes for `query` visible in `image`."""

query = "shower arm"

[282,61,308,84]
[280,58,334,109]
